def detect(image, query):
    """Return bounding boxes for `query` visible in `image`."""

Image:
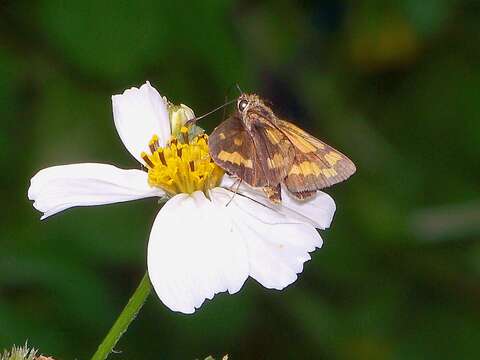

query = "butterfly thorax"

[237,93,277,132]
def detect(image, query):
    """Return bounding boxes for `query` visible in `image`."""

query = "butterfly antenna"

[226,188,274,210]
[185,99,236,126]
[222,94,229,120]
[235,83,243,94]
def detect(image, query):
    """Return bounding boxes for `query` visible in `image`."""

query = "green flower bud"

[169,103,195,136]
[165,98,204,141]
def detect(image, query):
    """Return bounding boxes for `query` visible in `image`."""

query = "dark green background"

[1,1,479,359]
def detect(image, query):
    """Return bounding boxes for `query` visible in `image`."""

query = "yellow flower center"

[141,127,224,196]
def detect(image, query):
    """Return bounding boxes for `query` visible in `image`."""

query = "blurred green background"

[1,1,480,359]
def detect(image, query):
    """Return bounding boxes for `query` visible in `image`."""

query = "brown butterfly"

[208,93,356,203]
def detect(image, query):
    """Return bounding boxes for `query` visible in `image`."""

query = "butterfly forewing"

[209,115,297,189]
[209,116,267,187]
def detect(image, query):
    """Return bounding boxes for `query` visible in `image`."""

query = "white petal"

[281,190,336,229]
[112,81,171,164]
[220,176,336,229]
[209,187,323,290]
[147,191,249,314]
[28,163,164,219]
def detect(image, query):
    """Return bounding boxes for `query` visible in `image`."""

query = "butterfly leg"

[226,178,243,207]
[289,189,316,201]
[263,184,282,204]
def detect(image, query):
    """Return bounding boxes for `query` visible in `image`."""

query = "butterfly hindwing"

[277,120,356,198]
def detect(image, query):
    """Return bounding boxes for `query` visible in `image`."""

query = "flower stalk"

[91,273,151,360]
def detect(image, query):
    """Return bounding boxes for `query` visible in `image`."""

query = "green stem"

[91,272,151,360]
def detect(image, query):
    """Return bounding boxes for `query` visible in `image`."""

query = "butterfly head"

[236,93,256,113]
[236,93,274,130]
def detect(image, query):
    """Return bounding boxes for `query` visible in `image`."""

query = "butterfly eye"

[238,99,248,112]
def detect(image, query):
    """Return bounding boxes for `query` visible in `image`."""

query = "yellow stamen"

[180,126,189,144]
[142,133,224,196]
[148,134,159,153]
[141,152,155,168]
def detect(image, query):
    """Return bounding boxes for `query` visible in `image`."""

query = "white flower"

[28,81,336,314]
